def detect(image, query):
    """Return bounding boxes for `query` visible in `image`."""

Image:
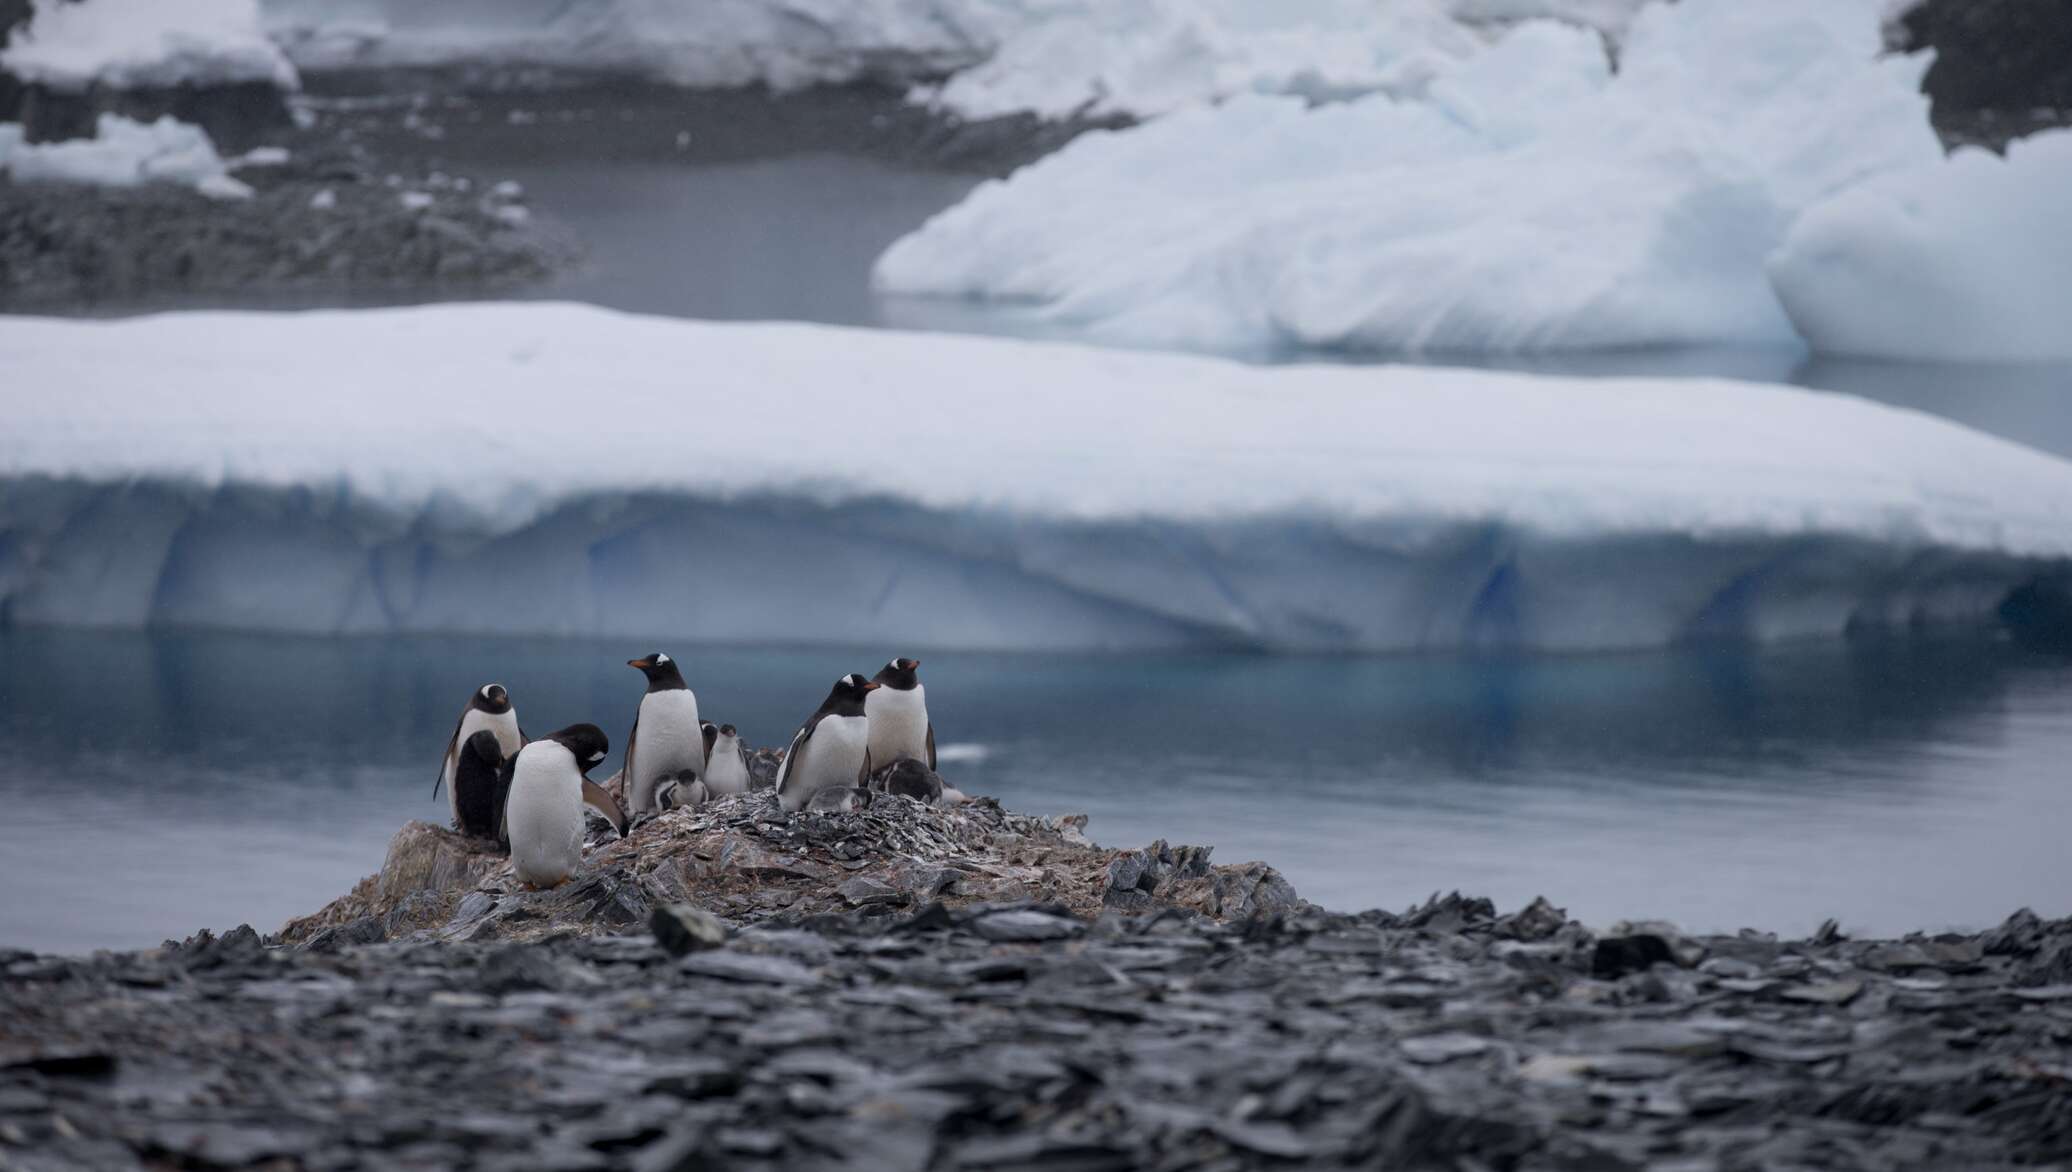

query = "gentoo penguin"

[451,730,513,839]
[806,786,871,814]
[871,757,944,806]
[703,722,752,796]
[622,652,702,818]
[504,724,626,889]
[656,772,710,812]
[866,658,935,770]
[774,674,878,812]
[434,684,524,829]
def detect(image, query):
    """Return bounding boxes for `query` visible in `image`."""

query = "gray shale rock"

[649,903,728,957]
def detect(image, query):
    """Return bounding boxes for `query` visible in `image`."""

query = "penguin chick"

[870,758,944,806]
[805,785,872,814]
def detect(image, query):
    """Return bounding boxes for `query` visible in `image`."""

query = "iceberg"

[0,113,252,197]
[1,0,298,93]
[876,0,1963,358]
[1769,129,2072,364]
[1,303,2068,652]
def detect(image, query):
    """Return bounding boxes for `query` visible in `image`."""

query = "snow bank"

[1769,130,2072,364]
[877,0,1941,356]
[0,113,252,197]
[1,0,298,92]
[1,303,2068,651]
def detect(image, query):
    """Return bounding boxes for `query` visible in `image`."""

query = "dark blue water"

[4,628,2069,954]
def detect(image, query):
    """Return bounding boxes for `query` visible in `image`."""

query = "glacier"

[1,303,2068,652]
[2,0,298,93]
[876,0,2050,362]
[253,0,1641,122]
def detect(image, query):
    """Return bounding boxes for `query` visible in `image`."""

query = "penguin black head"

[878,758,943,804]
[702,720,718,756]
[872,658,922,690]
[628,652,687,692]
[472,683,513,714]
[546,723,610,775]
[822,673,880,717]
[718,723,737,737]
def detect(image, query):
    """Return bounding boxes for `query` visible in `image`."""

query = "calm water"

[4,628,2069,954]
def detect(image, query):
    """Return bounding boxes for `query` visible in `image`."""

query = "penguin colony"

[432,656,964,888]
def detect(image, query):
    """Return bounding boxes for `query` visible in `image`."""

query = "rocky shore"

[4,793,2071,1171]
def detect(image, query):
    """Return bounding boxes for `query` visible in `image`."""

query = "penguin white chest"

[628,689,702,811]
[705,735,750,795]
[866,685,929,766]
[445,708,522,823]
[505,743,584,887]
[783,715,870,810]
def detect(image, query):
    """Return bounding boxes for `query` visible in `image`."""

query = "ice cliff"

[1,303,2067,652]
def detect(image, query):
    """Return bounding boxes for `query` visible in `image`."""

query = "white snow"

[915,0,1484,123]
[0,303,2067,651]
[1,0,298,92]
[1768,130,2072,364]
[877,0,1944,356]
[0,114,252,198]
[254,0,1646,123]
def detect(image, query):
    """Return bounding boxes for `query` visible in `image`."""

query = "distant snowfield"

[1,304,2067,651]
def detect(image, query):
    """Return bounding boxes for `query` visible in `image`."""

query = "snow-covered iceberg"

[1769,129,2072,364]
[0,113,252,197]
[1,0,298,92]
[877,0,1945,357]
[2,303,2068,652]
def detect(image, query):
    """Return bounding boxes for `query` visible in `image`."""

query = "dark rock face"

[0,80,293,148]
[1896,0,2072,148]
[7,901,2072,1169]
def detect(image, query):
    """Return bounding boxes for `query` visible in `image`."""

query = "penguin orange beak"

[627,657,653,669]
[864,682,882,692]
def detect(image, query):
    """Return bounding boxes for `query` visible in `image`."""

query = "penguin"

[656,771,710,812]
[504,723,626,889]
[451,730,513,839]
[806,786,872,814]
[774,674,878,813]
[703,722,752,796]
[622,652,702,818]
[434,684,524,829]
[870,757,944,806]
[866,658,935,770]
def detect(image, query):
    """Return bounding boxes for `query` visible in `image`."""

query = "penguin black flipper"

[452,730,507,838]
[622,709,640,801]
[857,747,874,788]
[434,708,467,798]
[926,724,937,771]
[581,777,628,836]
[773,720,816,804]
[494,753,516,850]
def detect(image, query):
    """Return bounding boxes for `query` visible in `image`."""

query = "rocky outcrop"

[1895,0,2072,149]
[279,792,1306,948]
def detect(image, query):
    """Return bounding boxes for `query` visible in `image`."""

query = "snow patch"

[0,114,252,198]
[1768,130,2072,364]
[876,0,1940,356]
[1,0,299,93]
[0,303,2068,651]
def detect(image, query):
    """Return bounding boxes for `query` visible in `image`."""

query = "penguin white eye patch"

[656,653,671,664]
